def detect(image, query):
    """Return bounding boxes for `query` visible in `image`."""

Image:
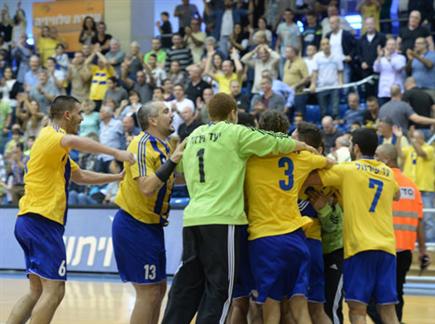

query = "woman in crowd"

[79,16,97,45]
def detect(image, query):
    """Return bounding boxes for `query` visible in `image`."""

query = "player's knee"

[348,301,367,316]
[232,298,250,315]
[135,284,163,305]
[378,304,398,321]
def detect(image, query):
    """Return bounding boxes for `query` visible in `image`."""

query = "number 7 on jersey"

[368,178,384,212]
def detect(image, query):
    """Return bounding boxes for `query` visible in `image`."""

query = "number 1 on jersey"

[197,148,205,183]
[368,178,384,212]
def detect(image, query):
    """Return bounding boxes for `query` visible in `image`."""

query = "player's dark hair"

[161,11,169,17]
[238,112,256,128]
[208,93,237,121]
[297,122,322,148]
[49,96,80,120]
[352,127,378,157]
[366,96,378,104]
[258,111,290,133]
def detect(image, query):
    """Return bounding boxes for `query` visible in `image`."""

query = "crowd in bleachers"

[0,0,434,229]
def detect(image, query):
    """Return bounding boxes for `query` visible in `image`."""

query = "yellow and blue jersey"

[319,159,399,259]
[245,151,328,240]
[18,126,79,225]
[115,132,174,225]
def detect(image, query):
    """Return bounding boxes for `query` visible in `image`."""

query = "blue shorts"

[14,213,67,281]
[343,251,397,305]
[112,209,166,284]
[306,238,326,303]
[249,229,310,303]
[233,225,255,299]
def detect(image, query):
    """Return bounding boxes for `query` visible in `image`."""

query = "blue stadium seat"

[305,105,321,124]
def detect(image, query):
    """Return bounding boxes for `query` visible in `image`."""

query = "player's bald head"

[375,143,398,168]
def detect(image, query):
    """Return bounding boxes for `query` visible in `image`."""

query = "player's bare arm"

[71,169,125,185]
[60,135,135,164]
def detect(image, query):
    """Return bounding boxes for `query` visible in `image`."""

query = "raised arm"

[72,168,123,185]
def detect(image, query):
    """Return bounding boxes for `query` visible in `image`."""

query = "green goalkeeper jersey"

[180,121,297,227]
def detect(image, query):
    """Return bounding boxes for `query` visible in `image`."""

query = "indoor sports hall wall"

[0,208,184,275]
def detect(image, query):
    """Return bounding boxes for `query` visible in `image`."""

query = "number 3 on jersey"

[368,178,384,212]
[278,157,294,191]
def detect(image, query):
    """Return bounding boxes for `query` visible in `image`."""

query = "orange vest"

[392,168,423,251]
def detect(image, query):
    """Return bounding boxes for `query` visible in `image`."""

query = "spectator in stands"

[121,61,153,104]
[184,17,206,64]
[11,33,33,84]
[229,23,249,56]
[0,67,18,109]
[403,77,435,139]
[156,12,173,49]
[261,69,295,112]
[406,37,435,96]
[403,128,435,239]
[377,118,409,157]
[326,15,355,89]
[178,104,203,141]
[104,76,128,107]
[250,17,272,48]
[79,16,97,45]
[275,8,301,77]
[196,87,213,123]
[162,79,175,101]
[185,64,210,103]
[92,21,112,55]
[0,94,11,153]
[123,114,140,146]
[242,44,280,94]
[304,44,318,76]
[168,60,187,86]
[125,41,143,82]
[116,90,142,120]
[398,10,434,54]
[6,143,26,204]
[144,38,167,68]
[4,124,24,157]
[302,11,322,56]
[146,54,166,87]
[340,92,365,130]
[86,45,116,110]
[321,5,353,36]
[68,51,92,102]
[80,99,100,137]
[363,96,380,128]
[206,49,243,94]
[24,55,42,91]
[153,87,164,101]
[321,115,343,154]
[379,84,435,134]
[97,105,124,173]
[174,0,200,34]
[357,0,381,33]
[105,38,125,77]
[24,100,46,139]
[251,76,286,112]
[36,26,56,66]
[81,44,93,60]
[11,6,26,43]
[170,84,195,136]
[311,38,343,118]
[54,43,69,71]
[283,45,309,115]
[230,79,249,112]
[358,17,386,97]
[408,0,434,27]
[165,33,193,71]
[46,57,66,92]
[327,134,351,163]
[373,38,406,105]
[204,0,249,57]
[29,70,60,114]
[203,36,225,63]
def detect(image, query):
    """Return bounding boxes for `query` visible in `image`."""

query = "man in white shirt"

[169,84,195,137]
[310,38,343,118]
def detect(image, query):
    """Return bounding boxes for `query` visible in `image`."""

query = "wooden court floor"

[1,277,434,324]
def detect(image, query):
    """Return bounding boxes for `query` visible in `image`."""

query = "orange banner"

[32,0,104,52]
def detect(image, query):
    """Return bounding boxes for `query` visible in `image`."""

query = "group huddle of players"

[7,94,404,324]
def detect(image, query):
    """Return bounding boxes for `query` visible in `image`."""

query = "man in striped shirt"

[165,33,193,71]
